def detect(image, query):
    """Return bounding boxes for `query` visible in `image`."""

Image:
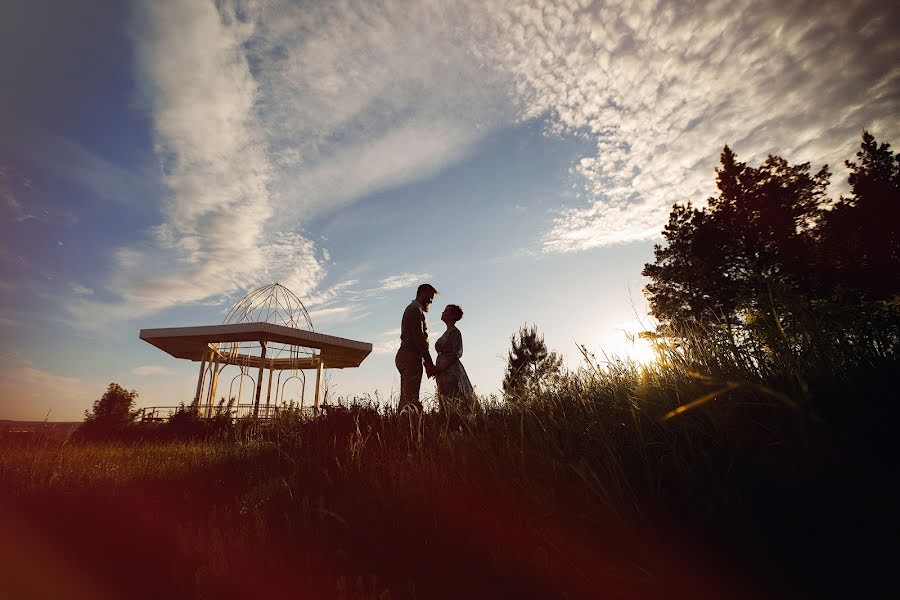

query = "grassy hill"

[1,347,896,598]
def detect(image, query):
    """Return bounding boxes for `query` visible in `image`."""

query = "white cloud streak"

[244,0,513,227]
[89,0,897,324]
[73,1,328,322]
[0,163,36,223]
[303,272,432,327]
[131,365,175,376]
[481,0,900,252]
[92,1,482,321]
[70,284,93,296]
[374,273,433,293]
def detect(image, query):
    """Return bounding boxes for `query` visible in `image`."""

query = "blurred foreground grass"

[2,346,897,599]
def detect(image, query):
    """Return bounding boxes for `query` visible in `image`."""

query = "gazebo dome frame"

[139,283,372,418]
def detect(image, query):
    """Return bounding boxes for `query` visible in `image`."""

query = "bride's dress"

[434,327,474,405]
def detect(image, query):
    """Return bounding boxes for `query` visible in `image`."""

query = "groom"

[395,283,438,413]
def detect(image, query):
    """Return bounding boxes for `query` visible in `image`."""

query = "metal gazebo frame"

[138,284,372,419]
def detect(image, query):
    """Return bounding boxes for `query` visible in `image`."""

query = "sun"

[623,334,659,367]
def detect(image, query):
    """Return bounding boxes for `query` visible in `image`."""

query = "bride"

[434,304,475,413]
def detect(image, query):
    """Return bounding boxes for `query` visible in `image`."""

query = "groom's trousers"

[395,349,424,412]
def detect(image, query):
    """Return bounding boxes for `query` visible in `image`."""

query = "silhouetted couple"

[395,283,474,415]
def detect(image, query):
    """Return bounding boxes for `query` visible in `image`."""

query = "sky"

[1,0,897,421]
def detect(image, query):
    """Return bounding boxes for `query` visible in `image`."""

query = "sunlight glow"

[623,334,659,367]
[593,319,660,368]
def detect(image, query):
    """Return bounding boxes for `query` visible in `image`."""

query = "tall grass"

[1,321,896,599]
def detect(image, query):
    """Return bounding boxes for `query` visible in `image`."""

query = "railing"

[139,404,318,422]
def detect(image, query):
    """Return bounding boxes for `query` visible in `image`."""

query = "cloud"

[307,305,354,324]
[0,246,28,269]
[373,273,433,293]
[71,284,93,296]
[4,126,160,211]
[0,162,36,223]
[372,328,402,355]
[86,0,898,325]
[244,0,514,227]
[131,365,175,376]
[0,366,102,421]
[479,0,900,252]
[300,271,431,328]
[302,279,359,310]
[94,0,511,321]
[67,1,329,323]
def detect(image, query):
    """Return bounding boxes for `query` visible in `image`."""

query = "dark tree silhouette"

[643,145,830,334]
[643,131,899,358]
[818,132,900,300]
[502,324,563,398]
[76,382,140,440]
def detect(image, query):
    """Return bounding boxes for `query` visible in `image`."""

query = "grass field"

[2,337,897,599]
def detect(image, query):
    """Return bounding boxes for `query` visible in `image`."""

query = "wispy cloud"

[245,0,513,227]
[4,126,160,211]
[302,272,432,327]
[307,305,355,325]
[0,163,36,223]
[77,0,897,326]
[131,365,175,376]
[70,284,93,296]
[302,279,359,310]
[91,1,463,322]
[372,328,402,355]
[69,1,329,323]
[482,0,899,252]
[371,273,433,294]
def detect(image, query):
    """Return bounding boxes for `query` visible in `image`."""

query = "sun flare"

[623,335,659,367]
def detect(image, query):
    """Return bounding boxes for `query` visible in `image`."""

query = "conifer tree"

[502,324,563,398]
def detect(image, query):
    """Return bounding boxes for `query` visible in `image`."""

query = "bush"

[73,383,140,442]
[165,404,235,441]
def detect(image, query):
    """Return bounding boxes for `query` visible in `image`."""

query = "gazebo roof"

[139,322,372,370]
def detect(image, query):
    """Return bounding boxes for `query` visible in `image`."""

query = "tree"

[643,145,830,336]
[502,324,563,398]
[642,131,900,360]
[76,383,140,440]
[818,131,900,300]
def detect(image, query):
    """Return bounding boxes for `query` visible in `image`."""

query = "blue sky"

[1,0,897,420]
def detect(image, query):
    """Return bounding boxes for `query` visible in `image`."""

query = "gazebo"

[139,283,372,419]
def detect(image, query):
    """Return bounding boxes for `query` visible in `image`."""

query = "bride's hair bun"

[447,304,464,321]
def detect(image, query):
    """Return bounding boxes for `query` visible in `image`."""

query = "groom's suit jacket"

[398,300,435,369]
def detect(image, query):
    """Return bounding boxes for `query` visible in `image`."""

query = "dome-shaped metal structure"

[139,281,371,420]
[216,283,316,367]
[223,282,314,330]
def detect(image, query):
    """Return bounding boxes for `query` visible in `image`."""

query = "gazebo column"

[192,350,208,411]
[206,351,220,417]
[314,356,324,412]
[264,359,274,418]
[253,340,267,418]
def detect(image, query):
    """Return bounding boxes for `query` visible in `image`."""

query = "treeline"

[639,131,899,456]
[73,383,236,443]
[643,131,899,355]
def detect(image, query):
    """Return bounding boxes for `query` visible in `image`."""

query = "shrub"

[73,383,140,442]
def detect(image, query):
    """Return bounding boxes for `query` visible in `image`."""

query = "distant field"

[0,420,80,440]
